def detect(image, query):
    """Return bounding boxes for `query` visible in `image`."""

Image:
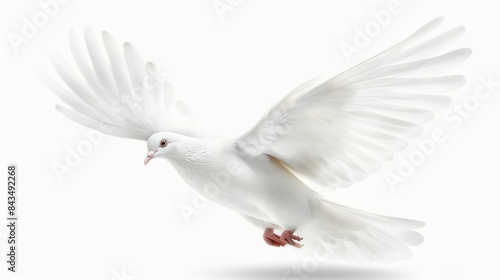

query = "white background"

[1,0,500,279]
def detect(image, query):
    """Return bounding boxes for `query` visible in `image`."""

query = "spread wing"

[39,28,202,140]
[235,18,471,188]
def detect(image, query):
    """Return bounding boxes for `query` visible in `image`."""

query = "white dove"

[41,17,470,263]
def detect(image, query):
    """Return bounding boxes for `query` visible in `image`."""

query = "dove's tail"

[297,200,424,263]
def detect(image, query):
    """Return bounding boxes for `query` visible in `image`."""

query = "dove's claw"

[281,230,304,248]
[263,228,304,248]
[263,228,287,247]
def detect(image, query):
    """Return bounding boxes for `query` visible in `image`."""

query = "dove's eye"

[159,139,168,148]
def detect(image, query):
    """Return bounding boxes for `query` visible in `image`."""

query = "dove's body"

[165,136,316,231]
[158,134,421,261]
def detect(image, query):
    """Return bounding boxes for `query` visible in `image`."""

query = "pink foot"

[263,228,286,247]
[281,230,303,248]
[263,228,303,248]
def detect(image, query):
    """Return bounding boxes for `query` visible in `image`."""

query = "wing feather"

[41,28,203,140]
[236,18,470,189]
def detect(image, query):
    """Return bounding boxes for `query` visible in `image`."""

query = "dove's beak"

[144,150,157,165]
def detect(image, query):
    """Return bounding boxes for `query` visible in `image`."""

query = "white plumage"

[42,17,469,263]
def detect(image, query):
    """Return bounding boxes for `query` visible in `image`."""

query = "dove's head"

[144,132,183,165]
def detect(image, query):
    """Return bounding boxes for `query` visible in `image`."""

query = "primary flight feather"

[42,17,470,263]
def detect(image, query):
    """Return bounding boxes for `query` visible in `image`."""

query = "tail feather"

[297,200,424,263]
